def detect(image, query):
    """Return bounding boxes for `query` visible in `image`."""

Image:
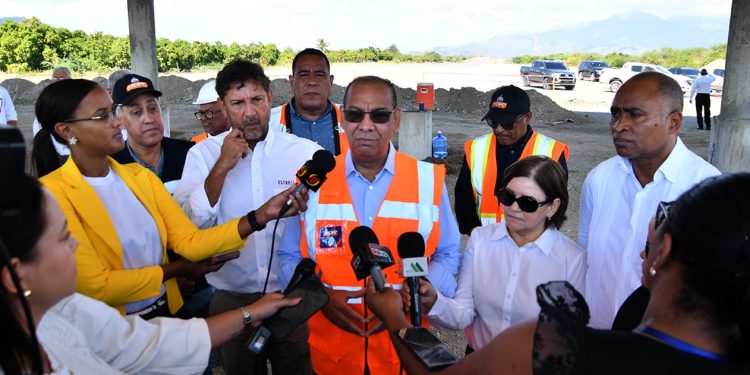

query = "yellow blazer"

[41,157,245,315]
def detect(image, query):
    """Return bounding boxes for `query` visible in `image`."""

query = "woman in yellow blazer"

[32,79,306,316]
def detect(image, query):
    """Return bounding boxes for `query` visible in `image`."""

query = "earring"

[23,289,31,297]
[68,136,78,146]
[649,265,657,277]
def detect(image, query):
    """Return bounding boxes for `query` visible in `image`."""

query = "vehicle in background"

[577,60,610,81]
[668,67,700,81]
[702,59,725,93]
[519,60,576,90]
[598,62,692,93]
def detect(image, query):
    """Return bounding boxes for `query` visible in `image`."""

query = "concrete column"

[127,0,159,89]
[399,111,432,160]
[710,0,750,172]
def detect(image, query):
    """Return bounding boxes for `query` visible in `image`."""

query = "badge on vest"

[318,224,345,254]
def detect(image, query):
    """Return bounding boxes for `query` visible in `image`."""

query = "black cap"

[481,85,531,124]
[112,74,162,105]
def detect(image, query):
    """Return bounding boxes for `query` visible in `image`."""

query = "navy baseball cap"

[112,74,162,105]
[481,85,531,125]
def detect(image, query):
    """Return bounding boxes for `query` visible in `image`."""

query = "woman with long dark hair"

[31,79,306,318]
[0,176,301,374]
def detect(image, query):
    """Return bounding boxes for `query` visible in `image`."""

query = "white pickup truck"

[598,62,692,93]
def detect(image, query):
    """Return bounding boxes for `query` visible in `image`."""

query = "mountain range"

[434,11,729,57]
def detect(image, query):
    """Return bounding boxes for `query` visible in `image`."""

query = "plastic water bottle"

[432,131,448,159]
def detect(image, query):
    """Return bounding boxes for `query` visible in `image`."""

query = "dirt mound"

[158,75,201,104]
[2,78,39,105]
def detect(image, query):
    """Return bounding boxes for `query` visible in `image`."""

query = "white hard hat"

[193,79,219,105]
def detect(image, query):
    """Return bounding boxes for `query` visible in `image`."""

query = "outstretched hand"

[245,292,302,328]
[255,184,309,225]
[365,280,410,331]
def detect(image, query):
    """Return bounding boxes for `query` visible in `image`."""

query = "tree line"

[511,44,727,70]
[0,18,465,73]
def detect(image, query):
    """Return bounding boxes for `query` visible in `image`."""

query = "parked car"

[598,62,692,93]
[668,67,700,81]
[519,60,576,90]
[578,60,609,81]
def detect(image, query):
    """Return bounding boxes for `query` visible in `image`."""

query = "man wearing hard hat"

[191,79,231,142]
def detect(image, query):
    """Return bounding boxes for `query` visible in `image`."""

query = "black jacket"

[111,137,194,183]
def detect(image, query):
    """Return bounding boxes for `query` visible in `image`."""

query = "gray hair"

[108,69,133,89]
[51,67,71,79]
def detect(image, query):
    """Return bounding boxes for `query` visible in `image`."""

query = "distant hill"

[434,11,729,57]
[0,17,25,24]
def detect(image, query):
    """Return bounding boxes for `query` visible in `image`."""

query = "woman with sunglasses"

[369,173,750,374]
[30,79,306,319]
[410,155,585,353]
[0,175,302,375]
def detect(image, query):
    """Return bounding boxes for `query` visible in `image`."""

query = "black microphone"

[348,226,394,292]
[283,258,316,295]
[397,232,428,327]
[278,149,336,218]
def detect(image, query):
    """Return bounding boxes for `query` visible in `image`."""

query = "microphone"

[278,149,336,217]
[397,232,429,327]
[283,258,316,295]
[348,226,394,292]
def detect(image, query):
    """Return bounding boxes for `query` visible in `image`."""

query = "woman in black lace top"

[367,173,750,374]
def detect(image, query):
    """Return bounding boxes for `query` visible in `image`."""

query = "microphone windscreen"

[397,232,426,258]
[349,226,379,255]
[312,149,336,173]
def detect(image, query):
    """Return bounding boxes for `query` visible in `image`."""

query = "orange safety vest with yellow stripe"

[279,102,349,156]
[190,132,208,143]
[465,131,569,226]
[299,151,444,375]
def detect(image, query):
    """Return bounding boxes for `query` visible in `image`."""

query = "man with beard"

[270,48,348,155]
[173,59,319,375]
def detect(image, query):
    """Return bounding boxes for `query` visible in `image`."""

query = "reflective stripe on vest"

[466,131,569,226]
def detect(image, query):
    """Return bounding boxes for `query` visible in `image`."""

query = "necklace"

[634,326,727,361]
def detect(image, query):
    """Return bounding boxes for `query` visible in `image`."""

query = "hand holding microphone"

[397,232,429,327]
[349,226,395,292]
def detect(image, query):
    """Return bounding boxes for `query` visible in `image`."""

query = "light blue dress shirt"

[278,144,461,297]
[287,99,337,155]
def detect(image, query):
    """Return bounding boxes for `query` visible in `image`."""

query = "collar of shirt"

[289,98,333,123]
[126,140,164,176]
[344,142,396,182]
[256,123,277,157]
[486,220,556,256]
[616,137,689,186]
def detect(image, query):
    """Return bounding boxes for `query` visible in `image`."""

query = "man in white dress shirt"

[173,59,319,375]
[688,68,716,130]
[579,71,720,329]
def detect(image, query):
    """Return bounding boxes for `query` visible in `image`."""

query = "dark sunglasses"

[342,108,396,124]
[498,188,552,213]
[486,113,527,131]
[655,201,673,230]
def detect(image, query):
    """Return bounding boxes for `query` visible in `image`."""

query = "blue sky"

[0,0,732,52]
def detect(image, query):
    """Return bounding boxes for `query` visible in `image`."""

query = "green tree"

[316,38,329,52]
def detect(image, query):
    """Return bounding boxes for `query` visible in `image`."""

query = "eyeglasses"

[342,109,396,124]
[63,104,121,123]
[486,113,527,131]
[655,201,673,230]
[194,109,222,120]
[498,188,552,213]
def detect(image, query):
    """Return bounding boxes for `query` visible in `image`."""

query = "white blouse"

[37,293,211,375]
[428,221,587,350]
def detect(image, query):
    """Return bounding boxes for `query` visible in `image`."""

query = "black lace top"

[532,281,748,375]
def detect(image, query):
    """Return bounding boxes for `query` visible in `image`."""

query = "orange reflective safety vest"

[279,102,349,156]
[465,131,569,226]
[190,132,208,143]
[300,151,444,375]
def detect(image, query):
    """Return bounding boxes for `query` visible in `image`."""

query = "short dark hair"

[215,59,270,100]
[502,155,568,229]
[663,173,750,365]
[32,79,100,177]
[292,48,330,73]
[626,72,684,114]
[343,76,398,110]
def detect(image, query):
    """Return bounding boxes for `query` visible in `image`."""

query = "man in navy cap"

[110,74,194,191]
[454,85,570,235]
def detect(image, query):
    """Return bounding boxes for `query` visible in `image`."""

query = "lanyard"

[635,326,727,362]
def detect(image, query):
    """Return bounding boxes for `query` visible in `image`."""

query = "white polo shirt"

[579,137,720,328]
[173,127,321,293]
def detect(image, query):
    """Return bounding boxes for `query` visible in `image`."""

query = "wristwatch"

[239,306,253,326]
[247,210,266,232]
